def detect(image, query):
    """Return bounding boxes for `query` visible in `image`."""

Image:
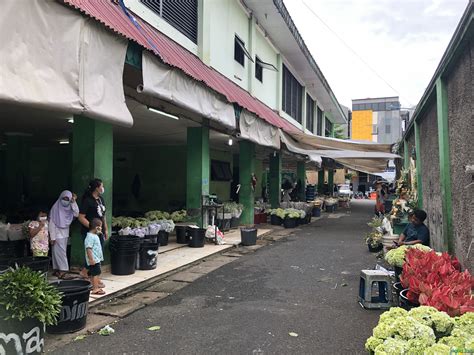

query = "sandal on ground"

[58,273,76,280]
[91,289,106,295]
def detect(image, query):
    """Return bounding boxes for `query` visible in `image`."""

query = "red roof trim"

[60,0,299,133]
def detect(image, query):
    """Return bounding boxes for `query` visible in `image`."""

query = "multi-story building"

[1,0,394,266]
[351,96,402,144]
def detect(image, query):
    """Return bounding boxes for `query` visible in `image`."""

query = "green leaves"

[0,266,62,326]
[147,325,161,331]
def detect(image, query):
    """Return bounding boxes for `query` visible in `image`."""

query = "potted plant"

[0,266,62,354]
[240,225,257,246]
[365,231,383,252]
[400,249,473,316]
[283,210,299,229]
[269,208,285,225]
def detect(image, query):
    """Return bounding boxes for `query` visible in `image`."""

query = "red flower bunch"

[400,249,473,316]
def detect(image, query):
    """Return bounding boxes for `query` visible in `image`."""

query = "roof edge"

[272,0,347,124]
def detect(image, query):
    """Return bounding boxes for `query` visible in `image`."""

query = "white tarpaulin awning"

[279,130,322,166]
[279,130,399,173]
[239,110,280,149]
[138,52,236,129]
[0,0,133,126]
[308,150,399,160]
[289,131,393,153]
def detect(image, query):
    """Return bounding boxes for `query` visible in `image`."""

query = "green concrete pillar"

[71,115,113,265]
[436,78,453,253]
[328,169,334,196]
[5,135,31,211]
[269,152,281,208]
[317,170,325,194]
[186,126,210,226]
[297,161,306,201]
[239,141,255,225]
[403,139,409,170]
[414,121,423,209]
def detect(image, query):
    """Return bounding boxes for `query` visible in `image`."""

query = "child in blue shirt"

[84,218,105,295]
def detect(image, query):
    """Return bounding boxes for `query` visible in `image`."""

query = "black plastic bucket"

[175,226,189,244]
[110,236,140,276]
[394,266,403,281]
[0,240,26,258]
[158,231,169,246]
[283,218,297,229]
[46,280,92,334]
[399,289,419,311]
[137,242,159,270]
[230,217,240,229]
[143,235,158,244]
[270,215,283,226]
[0,256,50,274]
[0,315,44,354]
[326,205,336,213]
[240,228,257,246]
[188,228,206,248]
[312,207,321,217]
[368,243,383,252]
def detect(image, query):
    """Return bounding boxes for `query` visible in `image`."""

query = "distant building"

[351,96,402,144]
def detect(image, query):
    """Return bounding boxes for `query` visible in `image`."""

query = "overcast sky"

[284,0,468,109]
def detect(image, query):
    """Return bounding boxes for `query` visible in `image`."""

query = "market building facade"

[1,0,396,266]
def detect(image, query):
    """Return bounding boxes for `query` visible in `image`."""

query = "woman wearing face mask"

[78,178,108,280]
[49,190,79,279]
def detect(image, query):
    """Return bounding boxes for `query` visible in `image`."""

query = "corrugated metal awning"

[60,0,299,133]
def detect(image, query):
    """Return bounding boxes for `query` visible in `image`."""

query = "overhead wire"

[300,0,413,106]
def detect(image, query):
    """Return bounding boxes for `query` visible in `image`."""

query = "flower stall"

[365,307,473,354]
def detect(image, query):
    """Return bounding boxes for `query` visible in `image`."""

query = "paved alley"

[52,200,382,354]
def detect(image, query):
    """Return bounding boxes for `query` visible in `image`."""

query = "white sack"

[138,52,236,129]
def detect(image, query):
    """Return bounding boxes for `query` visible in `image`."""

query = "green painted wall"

[114,145,187,214]
[209,149,232,202]
[186,127,210,225]
[71,116,113,265]
[269,153,281,208]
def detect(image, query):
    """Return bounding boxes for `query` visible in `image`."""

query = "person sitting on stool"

[394,209,430,247]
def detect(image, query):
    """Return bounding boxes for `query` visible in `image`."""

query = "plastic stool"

[358,270,392,309]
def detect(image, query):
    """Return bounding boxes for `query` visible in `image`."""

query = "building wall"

[207,0,250,91]
[253,27,278,109]
[351,110,373,141]
[418,102,444,251]
[446,39,474,271]
[209,149,233,202]
[113,145,187,214]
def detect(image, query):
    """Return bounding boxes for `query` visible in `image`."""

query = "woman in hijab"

[49,190,79,279]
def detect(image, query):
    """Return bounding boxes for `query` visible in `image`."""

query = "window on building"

[234,35,252,67]
[211,160,233,181]
[372,124,378,135]
[385,125,391,134]
[317,106,323,135]
[255,57,263,82]
[306,95,315,133]
[140,0,198,43]
[325,117,333,137]
[282,64,303,123]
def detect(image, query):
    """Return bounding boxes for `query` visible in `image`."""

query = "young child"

[28,209,49,257]
[84,218,105,295]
